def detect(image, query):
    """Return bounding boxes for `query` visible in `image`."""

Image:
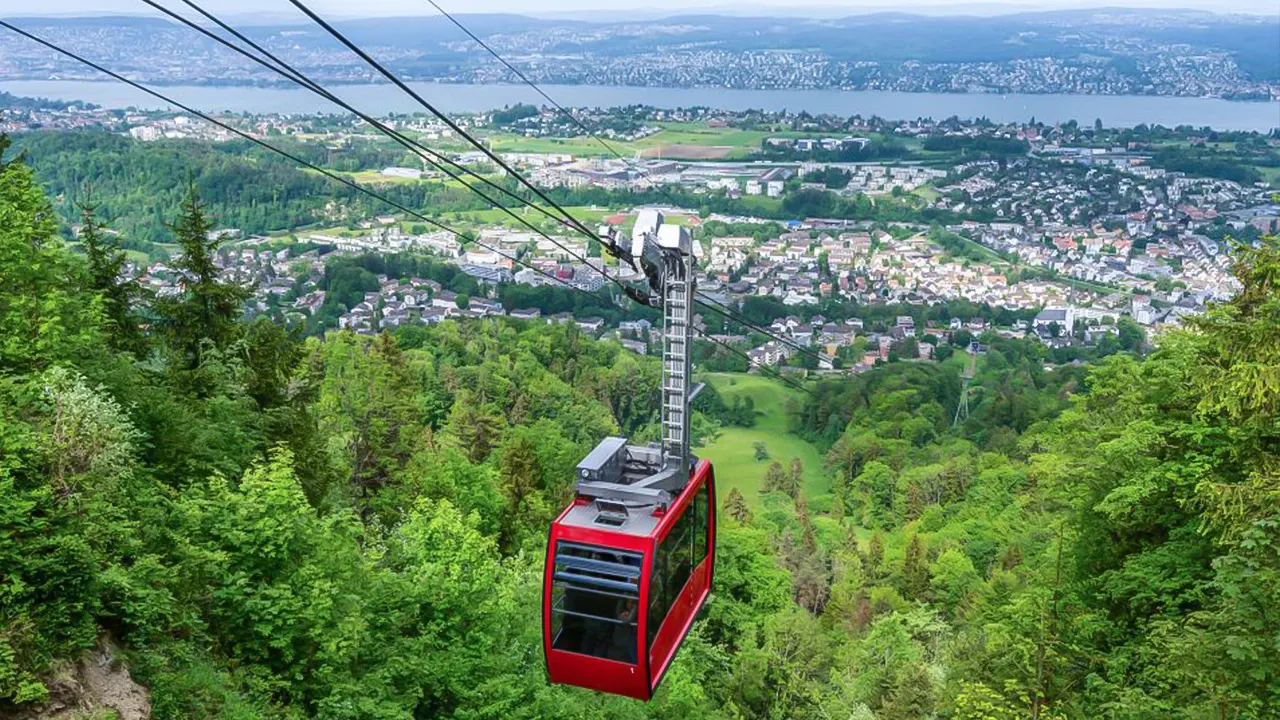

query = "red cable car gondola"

[543,454,715,700]
[543,212,715,700]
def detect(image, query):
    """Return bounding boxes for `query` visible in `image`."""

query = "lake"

[3,80,1277,131]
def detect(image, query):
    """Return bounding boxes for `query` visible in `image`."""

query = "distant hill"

[1,9,1275,92]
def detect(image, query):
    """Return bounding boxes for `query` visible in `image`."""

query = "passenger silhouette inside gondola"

[611,598,639,662]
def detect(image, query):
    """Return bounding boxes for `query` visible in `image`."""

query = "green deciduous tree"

[930,547,979,616]
[0,135,104,373]
[314,332,422,508]
[40,366,142,502]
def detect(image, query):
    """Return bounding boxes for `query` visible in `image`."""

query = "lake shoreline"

[2,79,1277,131]
[7,77,1276,103]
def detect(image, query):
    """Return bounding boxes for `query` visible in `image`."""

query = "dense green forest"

[10,130,971,252]
[1149,145,1278,186]
[1,135,1278,719]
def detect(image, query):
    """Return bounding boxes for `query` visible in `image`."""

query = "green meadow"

[697,372,831,509]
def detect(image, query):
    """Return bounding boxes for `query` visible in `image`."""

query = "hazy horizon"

[7,0,1279,19]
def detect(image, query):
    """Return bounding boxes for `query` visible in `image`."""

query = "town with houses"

[6,98,1278,375]
[123,179,1271,375]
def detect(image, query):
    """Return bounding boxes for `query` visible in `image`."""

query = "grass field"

[341,170,423,185]
[698,372,830,509]
[912,185,941,203]
[280,204,616,237]
[946,233,1007,264]
[436,205,614,228]
[66,240,165,265]
[481,121,872,161]
[1257,166,1280,189]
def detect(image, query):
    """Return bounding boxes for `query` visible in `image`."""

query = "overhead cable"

[143,0,629,294]
[283,0,836,360]
[286,0,604,243]
[0,19,617,305]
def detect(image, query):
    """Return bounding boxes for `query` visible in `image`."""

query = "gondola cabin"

[544,212,709,700]
[543,447,715,700]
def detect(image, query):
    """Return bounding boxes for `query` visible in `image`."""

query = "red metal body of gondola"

[542,460,715,700]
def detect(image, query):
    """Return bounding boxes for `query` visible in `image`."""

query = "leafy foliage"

[0,141,1276,719]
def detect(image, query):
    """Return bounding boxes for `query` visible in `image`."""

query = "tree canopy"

[0,137,1276,719]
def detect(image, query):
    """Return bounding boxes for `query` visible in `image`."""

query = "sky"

[13,0,1280,18]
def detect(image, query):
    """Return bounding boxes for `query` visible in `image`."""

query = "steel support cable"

[259,2,834,356]
[291,0,831,327]
[692,292,836,366]
[142,0,630,295]
[0,19,817,400]
[695,332,817,398]
[286,0,604,243]
[0,20,610,303]
[146,4,836,374]
[396,6,832,366]
[422,0,660,189]
[163,0,605,243]
[424,0,626,163]
[148,2,834,343]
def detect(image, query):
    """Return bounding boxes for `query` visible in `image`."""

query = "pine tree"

[154,183,250,370]
[880,662,937,720]
[822,412,844,444]
[794,553,830,614]
[842,523,860,554]
[786,456,804,499]
[724,487,752,524]
[903,534,930,601]
[498,433,540,548]
[0,135,104,372]
[77,193,142,352]
[852,589,873,632]
[446,389,505,463]
[796,494,817,554]
[867,533,885,580]
[1001,544,1023,571]
[763,460,787,494]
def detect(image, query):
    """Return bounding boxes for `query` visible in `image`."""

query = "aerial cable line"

[411,2,837,361]
[141,0,624,277]
[697,296,832,366]
[423,0,641,169]
[286,0,603,242]
[155,0,841,369]
[160,0,655,303]
[149,0,832,359]
[283,0,835,359]
[0,20,614,304]
[696,332,817,398]
[163,0,601,244]
[0,20,818,399]
[145,0,659,306]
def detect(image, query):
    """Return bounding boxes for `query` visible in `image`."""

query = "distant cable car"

[543,212,716,700]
